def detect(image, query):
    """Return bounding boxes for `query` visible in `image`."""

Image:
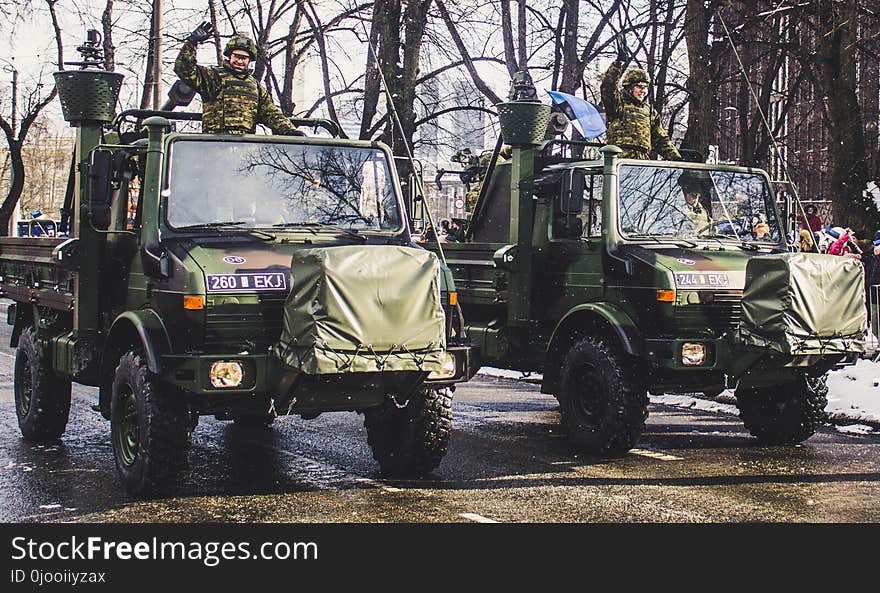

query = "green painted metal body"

[0,115,472,422]
[430,142,864,396]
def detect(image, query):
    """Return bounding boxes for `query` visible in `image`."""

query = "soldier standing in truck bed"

[174,21,303,136]
[601,36,681,161]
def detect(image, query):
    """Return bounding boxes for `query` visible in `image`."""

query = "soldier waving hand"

[174,21,304,136]
[600,34,681,161]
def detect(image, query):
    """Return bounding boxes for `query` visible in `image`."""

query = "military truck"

[2,34,472,497]
[424,77,865,455]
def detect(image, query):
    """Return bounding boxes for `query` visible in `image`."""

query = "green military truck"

[426,82,865,456]
[2,37,472,496]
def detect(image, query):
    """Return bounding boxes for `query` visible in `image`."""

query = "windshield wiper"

[175,221,276,241]
[699,234,760,251]
[271,221,367,243]
[628,234,697,248]
[175,221,248,230]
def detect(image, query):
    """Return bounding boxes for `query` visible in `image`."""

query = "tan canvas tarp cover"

[736,252,866,355]
[276,245,446,374]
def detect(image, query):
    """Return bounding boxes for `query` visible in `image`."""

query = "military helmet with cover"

[621,67,651,89]
[224,34,258,60]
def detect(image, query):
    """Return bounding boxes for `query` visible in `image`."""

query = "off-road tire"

[233,414,275,429]
[557,336,648,456]
[364,387,453,477]
[13,327,72,441]
[735,373,828,444]
[111,350,190,497]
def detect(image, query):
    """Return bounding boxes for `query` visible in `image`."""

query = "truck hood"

[621,245,764,290]
[185,240,296,280]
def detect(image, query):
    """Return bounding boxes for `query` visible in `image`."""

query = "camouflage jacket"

[601,60,681,161]
[174,41,299,135]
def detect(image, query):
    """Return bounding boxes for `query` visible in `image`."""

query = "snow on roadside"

[478,361,880,435]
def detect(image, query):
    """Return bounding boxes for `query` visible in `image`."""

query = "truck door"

[545,168,605,320]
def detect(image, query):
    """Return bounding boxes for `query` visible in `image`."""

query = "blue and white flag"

[546,90,606,139]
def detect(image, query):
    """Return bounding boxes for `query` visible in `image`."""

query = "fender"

[102,309,172,377]
[97,309,172,419]
[542,302,642,394]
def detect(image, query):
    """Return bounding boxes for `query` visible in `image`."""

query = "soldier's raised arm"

[174,21,219,98]
[256,86,305,136]
[601,37,629,117]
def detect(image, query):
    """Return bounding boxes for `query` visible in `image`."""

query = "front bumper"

[160,343,475,397]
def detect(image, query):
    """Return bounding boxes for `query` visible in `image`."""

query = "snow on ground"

[478,356,880,435]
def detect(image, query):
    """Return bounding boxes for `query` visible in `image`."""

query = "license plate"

[206,272,288,292]
[674,272,730,288]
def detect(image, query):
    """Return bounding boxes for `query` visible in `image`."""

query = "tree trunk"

[815,0,878,236]
[101,0,115,71]
[0,140,23,235]
[682,0,718,157]
[208,0,223,63]
[281,7,304,115]
[500,0,518,76]
[559,0,579,93]
[360,0,387,140]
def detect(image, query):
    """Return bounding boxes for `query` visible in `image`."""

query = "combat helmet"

[224,34,258,60]
[621,67,651,89]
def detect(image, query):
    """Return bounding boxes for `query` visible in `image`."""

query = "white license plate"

[206,272,288,292]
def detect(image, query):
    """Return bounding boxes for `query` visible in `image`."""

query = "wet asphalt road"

[1,326,880,523]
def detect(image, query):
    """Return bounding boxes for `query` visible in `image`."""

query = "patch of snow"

[834,424,877,435]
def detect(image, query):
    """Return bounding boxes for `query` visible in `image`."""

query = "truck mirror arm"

[141,241,169,278]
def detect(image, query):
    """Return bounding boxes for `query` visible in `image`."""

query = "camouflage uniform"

[600,60,681,160]
[682,201,713,235]
[174,41,299,135]
[465,147,511,214]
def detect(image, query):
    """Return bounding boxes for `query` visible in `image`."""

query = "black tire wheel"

[232,413,275,429]
[364,387,453,478]
[557,336,648,456]
[735,373,829,445]
[110,350,190,497]
[14,326,72,442]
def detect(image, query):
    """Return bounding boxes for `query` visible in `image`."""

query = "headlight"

[209,360,244,388]
[681,343,706,366]
[428,352,457,380]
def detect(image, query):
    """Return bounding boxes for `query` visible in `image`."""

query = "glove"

[186,21,215,44]
[615,34,629,63]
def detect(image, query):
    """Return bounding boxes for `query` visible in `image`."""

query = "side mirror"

[559,169,584,214]
[161,80,196,111]
[141,241,170,278]
[85,150,113,229]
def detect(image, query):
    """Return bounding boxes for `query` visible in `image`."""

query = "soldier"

[174,21,304,136]
[464,147,512,215]
[678,173,714,235]
[601,37,681,161]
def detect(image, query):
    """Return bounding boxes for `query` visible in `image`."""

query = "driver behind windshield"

[678,173,714,236]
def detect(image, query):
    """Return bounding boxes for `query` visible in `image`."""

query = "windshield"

[165,140,402,231]
[618,165,781,243]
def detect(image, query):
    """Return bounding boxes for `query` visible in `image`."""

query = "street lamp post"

[0,57,16,138]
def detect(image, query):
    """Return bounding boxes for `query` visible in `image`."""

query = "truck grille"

[673,290,742,335]
[205,293,288,345]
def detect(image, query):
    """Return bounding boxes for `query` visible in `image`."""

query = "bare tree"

[0,0,63,236]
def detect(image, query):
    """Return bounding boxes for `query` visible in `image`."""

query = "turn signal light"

[656,289,675,302]
[183,295,205,310]
[449,292,458,306]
